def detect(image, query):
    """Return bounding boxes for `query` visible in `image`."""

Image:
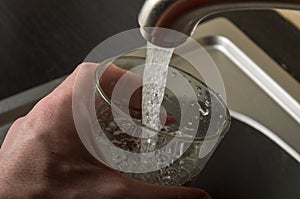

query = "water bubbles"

[205,99,211,107]
[142,43,174,133]
[180,127,196,138]
[179,143,185,156]
[109,122,117,130]
[196,86,202,96]
[148,100,154,105]
[113,154,138,172]
[113,130,122,136]
[112,139,122,145]
[94,39,230,185]
[171,71,178,78]
[199,105,210,116]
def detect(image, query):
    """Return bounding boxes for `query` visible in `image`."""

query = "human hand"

[0,63,211,198]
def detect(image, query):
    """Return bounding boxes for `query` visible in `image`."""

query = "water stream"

[142,42,174,133]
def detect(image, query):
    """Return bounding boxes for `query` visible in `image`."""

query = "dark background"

[0,1,299,198]
[0,0,144,99]
[0,0,299,100]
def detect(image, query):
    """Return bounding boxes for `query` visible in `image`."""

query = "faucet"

[139,0,300,47]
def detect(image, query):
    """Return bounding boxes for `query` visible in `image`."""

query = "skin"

[0,63,211,199]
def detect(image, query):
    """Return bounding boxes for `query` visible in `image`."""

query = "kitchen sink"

[193,18,300,154]
[0,16,299,198]
[191,118,300,199]
[189,17,300,198]
[189,18,300,198]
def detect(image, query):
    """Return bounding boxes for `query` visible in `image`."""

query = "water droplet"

[179,143,185,156]
[205,100,211,107]
[188,122,193,126]
[113,131,121,136]
[199,105,210,116]
[109,122,117,129]
[171,71,177,78]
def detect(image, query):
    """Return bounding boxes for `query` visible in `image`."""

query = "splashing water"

[95,48,225,185]
[142,42,174,133]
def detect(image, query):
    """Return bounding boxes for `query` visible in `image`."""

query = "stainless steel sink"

[0,16,299,198]
[191,118,300,199]
[190,17,300,198]
[193,18,300,157]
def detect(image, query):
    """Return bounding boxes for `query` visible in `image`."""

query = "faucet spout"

[139,0,300,47]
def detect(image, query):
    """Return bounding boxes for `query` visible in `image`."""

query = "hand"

[0,63,211,198]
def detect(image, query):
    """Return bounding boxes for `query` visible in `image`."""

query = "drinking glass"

[74,52,230,186]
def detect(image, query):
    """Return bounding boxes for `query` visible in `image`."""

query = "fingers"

[26,63,98,133]
[157,186,212,199]
[99,63,142,110]
[144,186,211,199]
[126,180,212,199]
[99,63,176,125]
[89,168,212,199]
[3,62,212,199]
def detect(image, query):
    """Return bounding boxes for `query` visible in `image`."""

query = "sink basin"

[0,16,299,198]
[191,119,300,199]
[188,17,300,198]
[186,18,300,199]
[193,18,300,155]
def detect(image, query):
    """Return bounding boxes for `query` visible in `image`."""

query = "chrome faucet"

[139,0,300,47]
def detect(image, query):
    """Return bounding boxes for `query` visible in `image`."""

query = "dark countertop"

[1,1,300,100]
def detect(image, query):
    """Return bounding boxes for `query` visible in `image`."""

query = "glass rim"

[94,56,231,142]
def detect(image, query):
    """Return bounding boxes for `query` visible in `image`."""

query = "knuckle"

[10,117,26,130]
